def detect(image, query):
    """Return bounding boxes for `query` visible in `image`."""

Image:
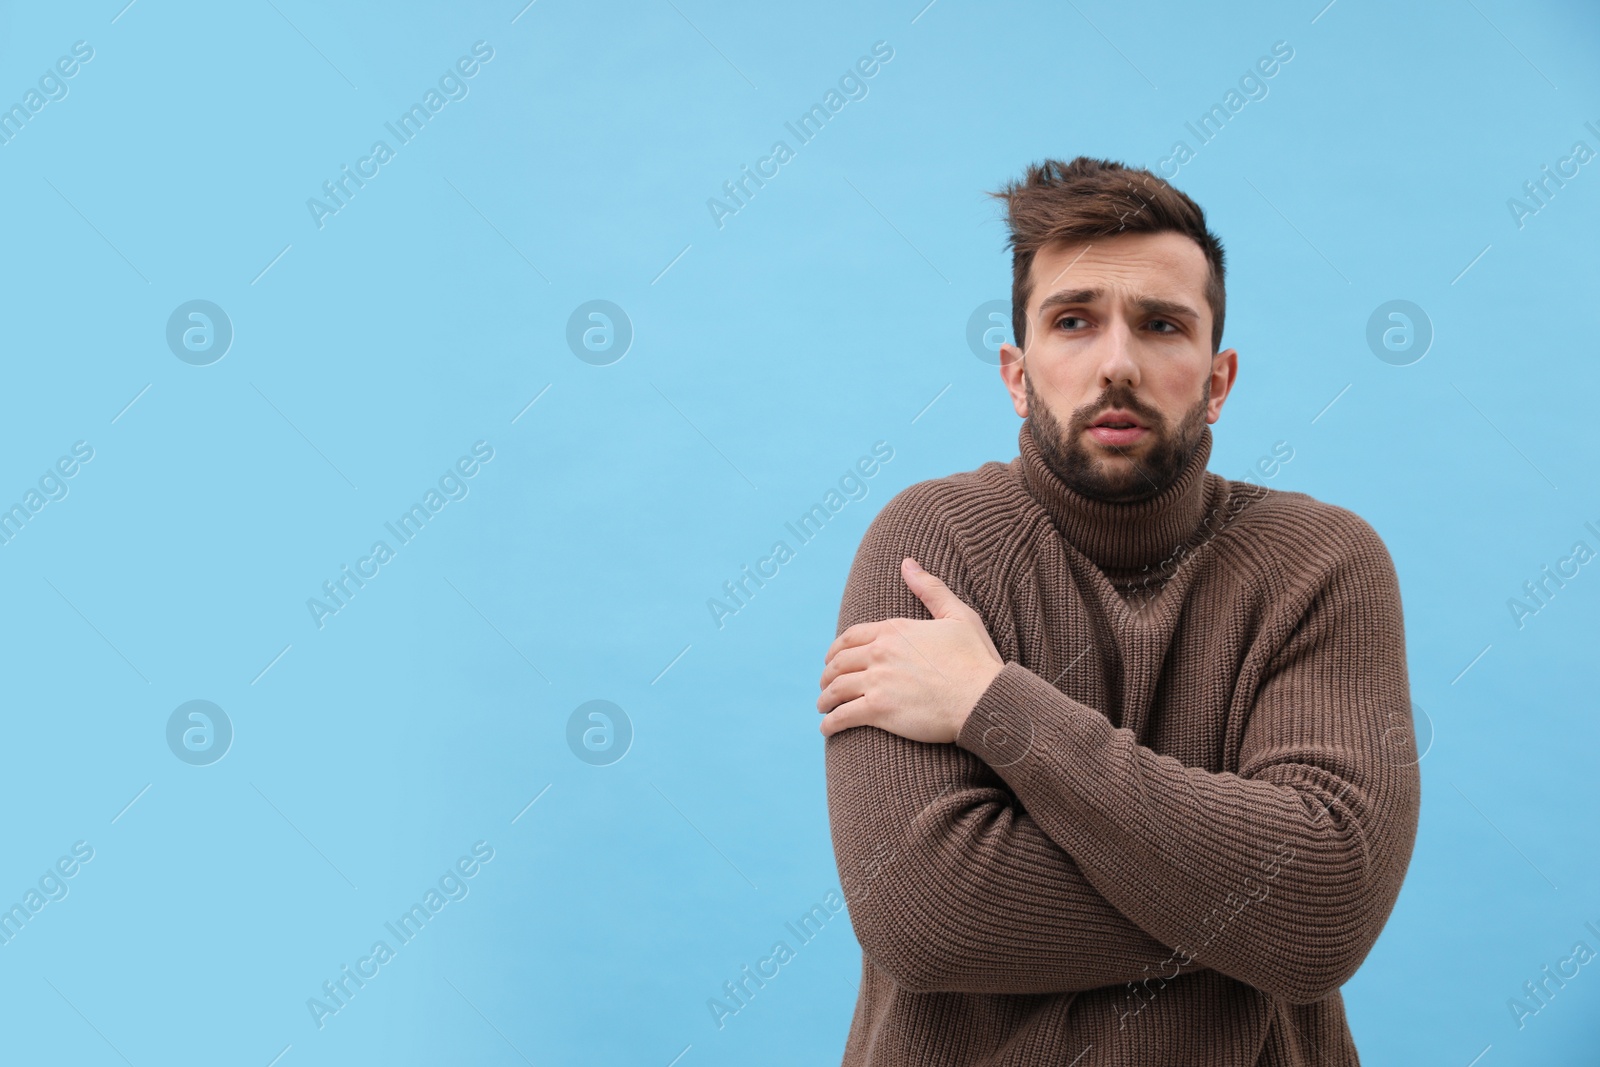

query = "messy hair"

[987,157,1227,353]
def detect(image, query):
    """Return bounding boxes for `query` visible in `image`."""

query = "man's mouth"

[1087,410,1149,445]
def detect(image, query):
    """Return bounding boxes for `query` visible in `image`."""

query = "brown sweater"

[825,420,1421,1066]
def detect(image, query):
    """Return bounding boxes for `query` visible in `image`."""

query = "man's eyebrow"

[1035,288,1100,317]
[1035,288,1201,324]
[1133,296,1201,322]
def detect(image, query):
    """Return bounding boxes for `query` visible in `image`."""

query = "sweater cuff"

[956,660,1086,769]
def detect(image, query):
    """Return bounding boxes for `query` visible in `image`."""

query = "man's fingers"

[902,557,978,623]
[817,665,869,715]
[824,621,887,665]
[819,695,869,737]
[819,644,872,691]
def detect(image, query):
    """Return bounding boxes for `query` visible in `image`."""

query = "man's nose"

[1096,318,1142,388]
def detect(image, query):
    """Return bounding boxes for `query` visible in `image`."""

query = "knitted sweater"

[824,420,1421,1066]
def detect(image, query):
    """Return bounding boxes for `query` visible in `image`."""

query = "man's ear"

[999,344,1028,418]
[1207,347,1238,423]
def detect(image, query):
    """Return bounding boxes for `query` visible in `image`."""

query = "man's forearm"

[952,537,1421,1006]
[828,719,1209,995]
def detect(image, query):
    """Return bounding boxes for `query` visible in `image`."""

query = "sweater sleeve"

[954,512,1423,1005]
[824,484,1202,995]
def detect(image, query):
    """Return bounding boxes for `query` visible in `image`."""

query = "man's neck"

[1015,420,1218,573]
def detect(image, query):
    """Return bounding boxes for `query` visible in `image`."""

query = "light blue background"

[0,0,1596,1064]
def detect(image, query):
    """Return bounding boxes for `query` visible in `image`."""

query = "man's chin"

[1054,452,1146,499]
[1083,475,1155,502]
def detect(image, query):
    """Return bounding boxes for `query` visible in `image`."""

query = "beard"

[1025,372,1210,504]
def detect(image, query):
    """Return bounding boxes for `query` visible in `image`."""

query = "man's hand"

[817,557,1004,741]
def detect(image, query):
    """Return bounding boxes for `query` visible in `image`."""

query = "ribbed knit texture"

[825,420,1421,1066]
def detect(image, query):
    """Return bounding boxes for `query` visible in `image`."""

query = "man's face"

[998,231,1238,503]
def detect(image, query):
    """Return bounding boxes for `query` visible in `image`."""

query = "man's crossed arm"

[818,485,1421,1005]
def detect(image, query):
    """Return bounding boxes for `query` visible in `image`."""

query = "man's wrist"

[953,661,1005,739]
[955,660,1066,769]
[956,660,1017,750]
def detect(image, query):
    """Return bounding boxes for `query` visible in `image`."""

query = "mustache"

[1072,395,1162,431]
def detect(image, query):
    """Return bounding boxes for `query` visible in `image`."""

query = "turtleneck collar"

[1016,418,1220,573]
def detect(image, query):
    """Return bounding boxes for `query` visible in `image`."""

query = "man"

[816,156,1420,1066]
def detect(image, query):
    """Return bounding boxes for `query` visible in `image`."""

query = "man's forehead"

[1029,233,1207,303]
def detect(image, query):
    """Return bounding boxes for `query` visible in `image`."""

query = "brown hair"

[986,157,1227,354]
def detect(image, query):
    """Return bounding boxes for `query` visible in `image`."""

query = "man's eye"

[1148,320,1177,333]
[1055,316,1087,330]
